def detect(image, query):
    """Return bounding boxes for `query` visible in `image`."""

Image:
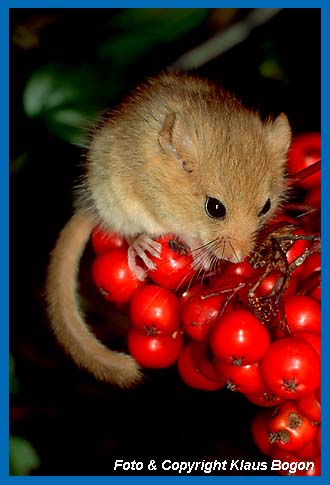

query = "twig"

[168,8,282,71]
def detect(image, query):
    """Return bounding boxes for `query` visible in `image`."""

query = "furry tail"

[45,210,143,388]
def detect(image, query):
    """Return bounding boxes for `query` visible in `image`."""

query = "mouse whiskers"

[227,239,242,263]
[191,237,227,278]
[295,206,320,221]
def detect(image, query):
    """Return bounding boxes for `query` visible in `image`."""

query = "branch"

[168,8,282,72]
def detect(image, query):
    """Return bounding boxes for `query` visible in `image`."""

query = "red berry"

[127,327,183,369]
[91,226,128,254]
[92,248,145,305]
[210,309,270,365]
[129,284,180,336]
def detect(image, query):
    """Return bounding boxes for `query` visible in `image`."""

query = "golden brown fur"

[46,210,143,387]
[46,72,291,387]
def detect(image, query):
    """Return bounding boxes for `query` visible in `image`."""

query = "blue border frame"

[1,1,9,482]
[3,1,327,483]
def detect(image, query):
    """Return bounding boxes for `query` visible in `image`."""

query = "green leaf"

[21,9,210,146]
[9,436,41,476]
[259,41,287,82]
[259,57,285,81]
[98,8,210,63]
[43,107,99,146]
[110,8,209,37]
[23,63,114,145]
[23,64,79,118]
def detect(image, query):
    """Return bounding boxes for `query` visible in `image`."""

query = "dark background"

[10,8,321,476]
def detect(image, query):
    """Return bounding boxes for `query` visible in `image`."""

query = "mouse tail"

[45,210,143,388]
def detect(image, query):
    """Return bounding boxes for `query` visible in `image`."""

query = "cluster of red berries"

[90,132,321,476]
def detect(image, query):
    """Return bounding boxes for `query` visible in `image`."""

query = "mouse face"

[86,74,291,270]
[153,105,291,266]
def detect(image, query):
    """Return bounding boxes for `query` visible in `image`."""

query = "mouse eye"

[258,198,271,217]
[205,197,226,219]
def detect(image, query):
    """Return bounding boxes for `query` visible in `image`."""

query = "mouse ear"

[158,112,194,172]
[266,113,292,158]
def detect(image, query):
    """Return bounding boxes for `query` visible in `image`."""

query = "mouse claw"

[127,235,161,281]
[141,238,162,259]
[129,260,147,282]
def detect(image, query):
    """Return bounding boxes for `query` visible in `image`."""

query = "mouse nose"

[229,251,245,263]
[219,239,253,263]
[225,249,245,263]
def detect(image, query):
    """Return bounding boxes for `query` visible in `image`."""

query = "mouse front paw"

[127,235,162,281]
